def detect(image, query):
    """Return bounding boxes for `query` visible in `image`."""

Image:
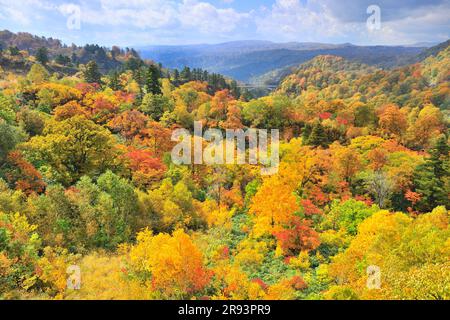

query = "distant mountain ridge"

[2,29,445,89]
[140,40,347,54]
[139,41,427,84]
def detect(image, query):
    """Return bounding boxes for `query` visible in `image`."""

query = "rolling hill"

[0,30,140,74]
[139,41,427,84]
[276,41,450,111]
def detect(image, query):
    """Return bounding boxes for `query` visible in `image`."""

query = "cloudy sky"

[0,0,449,47]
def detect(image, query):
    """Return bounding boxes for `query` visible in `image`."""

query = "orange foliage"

[378,104,407,138]
[54,101,88,121]
[108,110,148,140]
[5,151,46,195]
[368,148,388,171]
[123,147,166,188]
[274,216,320,256]
[128,229,212,298]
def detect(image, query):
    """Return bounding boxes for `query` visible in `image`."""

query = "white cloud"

[65,0,248,33]
[0,0,448,45]
[75,0,178,29]
[362,2,450,44]
[179,0,249,33]
[3,7,32,25]
[0,0,59,27]
[254,0,450,44]
[255,0,346,42]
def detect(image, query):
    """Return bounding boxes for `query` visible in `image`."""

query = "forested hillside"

[0,36,449,300]
[278,46,449,108]
[140,41,426,84]
[0,30,136,74]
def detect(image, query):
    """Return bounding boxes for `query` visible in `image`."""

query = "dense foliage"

[0,37,449,300]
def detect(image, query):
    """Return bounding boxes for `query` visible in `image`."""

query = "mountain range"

[1,30,445,88]
[138,40,433,85]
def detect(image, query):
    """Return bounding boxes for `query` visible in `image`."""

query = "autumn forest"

[0,31,449,301]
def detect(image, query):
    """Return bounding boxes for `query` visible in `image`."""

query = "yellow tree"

[378,104,408,139]
[128,229,212,299]
[332,145,362,183]
[327,207,450,300]
[407,104,445,149]
[21,115,122,186]
[249,174,300,237]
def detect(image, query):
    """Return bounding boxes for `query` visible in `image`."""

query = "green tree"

[36,47,49,65]
[27,63,49,85]
[21,116,121,186]
[308,121,329,148]
[354,104,376,127]
[17,107,45,137]
[74,171,139,249]
[108,70,122,91]
[83,60,102,84]
[172,69,180,85]
[24,173,139,251]
[0,120,26,162]
[55,54,70,66]
[145,65,162,95]
[71,53,78,64]
[8,46,20,56]
[139,93,173,121]
[0,211,41,299]
[322,199,380,236]
[180,66,192,83]
[230,80,241,99]
[242,95,290,128]
[413,136,450,211]
[124,57,143,71]
[0,92,17,124]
